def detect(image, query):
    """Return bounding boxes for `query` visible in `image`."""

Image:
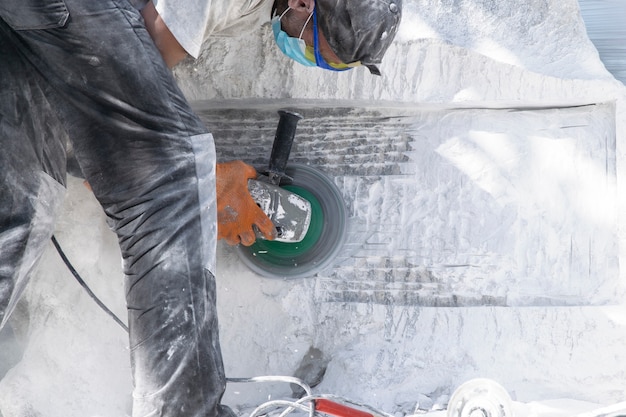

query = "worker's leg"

[0,21,67,330]
[0,1,227,416]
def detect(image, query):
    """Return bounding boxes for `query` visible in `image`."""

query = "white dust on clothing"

[1,0,626,416]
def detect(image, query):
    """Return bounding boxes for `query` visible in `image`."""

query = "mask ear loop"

[278,6,291,20]
[277,7,312,41]
[298,11,314,40]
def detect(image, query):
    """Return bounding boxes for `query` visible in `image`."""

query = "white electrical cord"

[227,376,315,417]
[226,376,394,417]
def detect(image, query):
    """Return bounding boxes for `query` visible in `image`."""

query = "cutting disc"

[236,163,347,279]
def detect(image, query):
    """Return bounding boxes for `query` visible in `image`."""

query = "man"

[0,0,401,416]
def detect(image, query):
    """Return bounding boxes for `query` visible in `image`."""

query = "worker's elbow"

[141,1,187,68]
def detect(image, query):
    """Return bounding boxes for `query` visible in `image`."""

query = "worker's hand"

[216,160,276,246]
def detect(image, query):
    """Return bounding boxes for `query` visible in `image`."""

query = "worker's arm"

[140,5,273,245]
[141,1,188,68]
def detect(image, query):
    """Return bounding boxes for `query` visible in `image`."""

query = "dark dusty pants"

[0,0,230,416]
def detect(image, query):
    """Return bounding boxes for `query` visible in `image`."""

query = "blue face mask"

[271,8,316,67]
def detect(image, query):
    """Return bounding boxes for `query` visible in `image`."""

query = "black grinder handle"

[268,109,303,184]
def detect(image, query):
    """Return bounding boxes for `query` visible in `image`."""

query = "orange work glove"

[216,160,276,246]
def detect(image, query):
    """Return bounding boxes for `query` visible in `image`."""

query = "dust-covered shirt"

[153,0,274,58]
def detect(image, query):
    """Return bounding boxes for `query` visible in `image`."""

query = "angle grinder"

[236,110,347,279]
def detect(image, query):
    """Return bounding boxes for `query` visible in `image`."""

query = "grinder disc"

[236,163,347,279]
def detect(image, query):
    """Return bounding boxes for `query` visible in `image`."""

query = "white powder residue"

[2,1,626,416]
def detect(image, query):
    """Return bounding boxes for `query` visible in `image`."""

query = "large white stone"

[2,0,626,416]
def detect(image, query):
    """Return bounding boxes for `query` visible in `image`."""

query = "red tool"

[314,399,378,417]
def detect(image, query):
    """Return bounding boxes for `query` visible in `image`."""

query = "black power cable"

[50,235,129,333]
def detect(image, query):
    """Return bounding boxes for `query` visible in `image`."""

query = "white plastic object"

[447,378,514,417]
